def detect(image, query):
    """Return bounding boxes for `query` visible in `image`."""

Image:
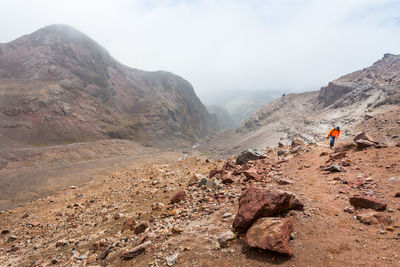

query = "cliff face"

[0,25,216,147]
[318,53,400,108]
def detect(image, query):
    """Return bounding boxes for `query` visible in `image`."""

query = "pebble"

[217,230,236,248]
[166,253,178,266]
[380,230,386,234]
[222,212,232,218]
[1,229,10,235]
[388,208,394,213]
[6,236,17,243]
[70,185,77,189]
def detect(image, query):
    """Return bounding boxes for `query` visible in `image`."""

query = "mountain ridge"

[0,24,217,148]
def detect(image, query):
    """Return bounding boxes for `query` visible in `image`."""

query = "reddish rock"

[134,222,149,235]
[349,178,365,189]
[354,132,375,143]
[222,160,238,172]
[246,217,294,255]
[221,172,235,184]
[170,190,186,204]
[329,152,347,161]
[356,212,392,225]
[349,195,387,211]
[188,175,198,186]
[121,218,136,233]
[233,187,303,232]
[121,241,151,260]
[242,168,262,181]
[276,179,293,185]
[209,169,222,178]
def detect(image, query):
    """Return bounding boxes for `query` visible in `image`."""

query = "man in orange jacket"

[328,126,340,148]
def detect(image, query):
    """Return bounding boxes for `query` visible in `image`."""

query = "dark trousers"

[329,135,335,148]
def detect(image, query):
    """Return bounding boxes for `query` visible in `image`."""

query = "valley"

[0,24,399,267]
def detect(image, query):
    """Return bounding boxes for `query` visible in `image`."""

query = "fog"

[1,0,400,104]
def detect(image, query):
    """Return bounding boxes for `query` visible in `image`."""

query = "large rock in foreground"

[349,195,387,211]
[233,187,303,232]
[246,217,294,255]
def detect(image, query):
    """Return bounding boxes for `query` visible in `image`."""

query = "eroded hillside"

[0,25,216,149]
[200,54,400,158]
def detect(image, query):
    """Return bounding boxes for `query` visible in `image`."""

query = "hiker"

[328,126,340,148]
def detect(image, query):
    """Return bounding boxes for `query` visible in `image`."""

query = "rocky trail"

[0,133,399,266]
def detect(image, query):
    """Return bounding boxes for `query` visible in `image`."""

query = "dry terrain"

[0,125,399,266]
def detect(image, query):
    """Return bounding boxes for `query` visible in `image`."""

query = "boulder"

[349,195,387,211]
[236,149,263,165]
[170,190,186,204]
[354,132,375,143]
[356,212,392,225]
[246,217,294,255]
[233,187,303,232]
[353,132,380,150]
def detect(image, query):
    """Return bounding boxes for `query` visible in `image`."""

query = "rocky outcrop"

[318,82,353,107]
[0,25,217,147]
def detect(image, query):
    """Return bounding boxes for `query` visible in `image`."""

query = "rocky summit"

[0,25,217,149]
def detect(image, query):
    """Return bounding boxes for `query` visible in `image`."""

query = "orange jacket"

[328,128,340,138]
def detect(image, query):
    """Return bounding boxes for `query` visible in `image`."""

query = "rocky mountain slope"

[0,25,216,148]
[201,54,400,157]
[1,128,399,266]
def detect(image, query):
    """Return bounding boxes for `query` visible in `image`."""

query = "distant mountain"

[201,54,400,156]
[0,24,217,148]
[223,90,278,125]
[206,105,235,130]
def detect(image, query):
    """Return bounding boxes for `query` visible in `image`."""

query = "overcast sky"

[1,0,400,103]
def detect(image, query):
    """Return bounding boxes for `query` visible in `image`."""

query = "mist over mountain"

[203,89,283,126]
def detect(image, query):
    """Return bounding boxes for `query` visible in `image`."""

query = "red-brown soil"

[0,137,399,266]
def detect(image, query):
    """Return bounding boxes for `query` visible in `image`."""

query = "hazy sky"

[1,0,400,103]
